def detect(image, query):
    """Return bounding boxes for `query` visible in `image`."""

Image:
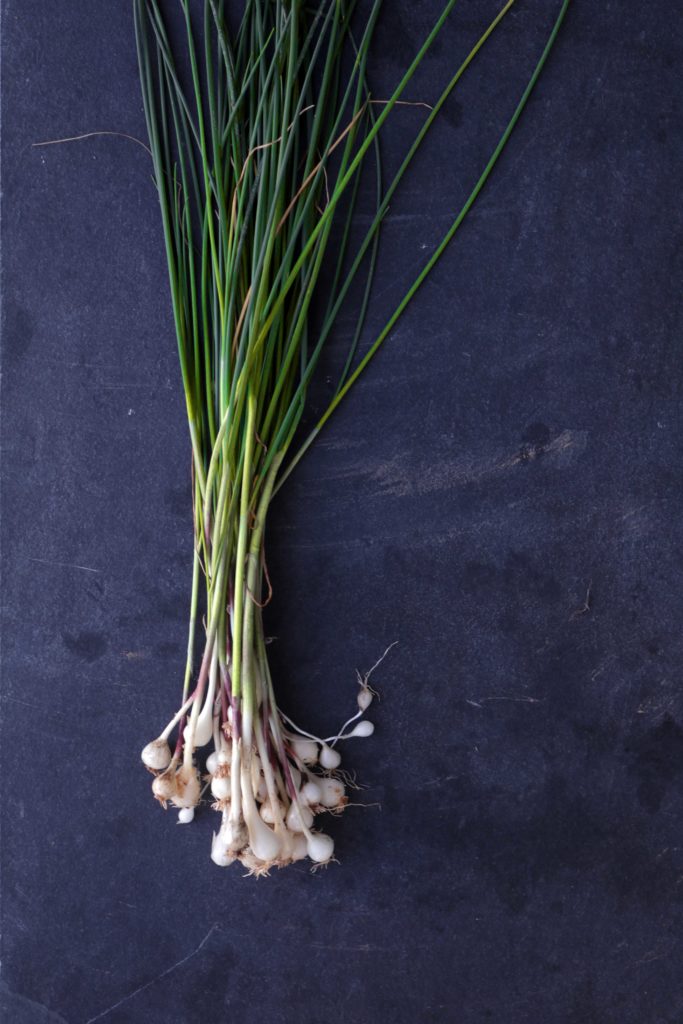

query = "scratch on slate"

[470,695,541,705]
[96,382,173,390]
[570,580,593,620]
[0,983,69,1024]
[422,774,459,788]
[83,924,219,1024]
[28,556,101,574]
[633,949,670,966]
[353,428,586,500]
[2,694,42,710]
[312,943,390,953]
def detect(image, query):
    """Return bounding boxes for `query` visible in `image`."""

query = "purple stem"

[173,715,187,759]
[220,666,229,728]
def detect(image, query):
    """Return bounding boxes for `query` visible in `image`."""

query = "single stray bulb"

[348,720,374,738]
[357,688,373,712]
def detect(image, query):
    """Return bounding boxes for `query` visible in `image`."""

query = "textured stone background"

[2,1,682,1022]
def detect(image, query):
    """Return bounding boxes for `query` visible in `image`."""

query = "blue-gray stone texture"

[1,2,682,1022]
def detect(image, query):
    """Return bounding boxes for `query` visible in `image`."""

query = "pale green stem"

[230,391,257,704]
[182,544,201,699]
[240,452,283,743]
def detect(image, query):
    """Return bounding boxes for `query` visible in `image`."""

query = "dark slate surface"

[2,2,682,1022]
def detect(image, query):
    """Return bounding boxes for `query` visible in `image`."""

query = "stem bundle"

[135,0,569,873]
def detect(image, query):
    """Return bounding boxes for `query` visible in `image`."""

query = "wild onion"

[134,0,568,873]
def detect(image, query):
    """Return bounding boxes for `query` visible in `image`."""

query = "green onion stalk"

[135,0,569,873]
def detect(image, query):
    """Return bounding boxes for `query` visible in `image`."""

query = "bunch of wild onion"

[134,0,568,873]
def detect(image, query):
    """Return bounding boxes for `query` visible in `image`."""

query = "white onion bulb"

[191,712,214,749]
[224,818,248,855]
[141,738,172,771]
[319,777,345,808]
[286,802,313,833]
[357,688,373,712]
[260,798,284,825]
[319,744,341,770]
[291,738,318,764]
[291,833,308,862]
[211,831,236,867]
[152,770,177,803]
[306,832,334,864]
[211,773,231,801]
[347,720,374,738]
[242,770,281,862]
[170,765,200,809]
[301,780,322,805]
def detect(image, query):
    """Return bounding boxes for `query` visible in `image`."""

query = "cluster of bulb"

[141,679,375,875]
